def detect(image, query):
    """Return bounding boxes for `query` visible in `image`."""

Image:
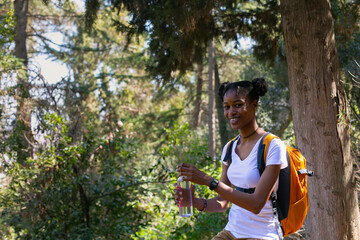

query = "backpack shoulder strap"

[223,135,240,166]
[257,133,279,175]
[257,133,284,238]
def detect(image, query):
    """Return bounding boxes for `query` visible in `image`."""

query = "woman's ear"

[251,99,258,110]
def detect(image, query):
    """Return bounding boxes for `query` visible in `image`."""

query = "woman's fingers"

[176,162,210,186]
[176,163,194,171]
[176,163,196,175]
[173,183,183,204]
[177,164,197,178]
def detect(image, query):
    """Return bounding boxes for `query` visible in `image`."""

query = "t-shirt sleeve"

[266,138,288,169]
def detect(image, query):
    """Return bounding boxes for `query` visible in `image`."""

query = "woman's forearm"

[194,195,230,213]
[213,165,281,214]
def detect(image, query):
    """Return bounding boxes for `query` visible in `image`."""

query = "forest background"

[0,0,359,239]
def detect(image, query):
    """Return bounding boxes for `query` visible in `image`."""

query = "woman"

[175,78,287,240]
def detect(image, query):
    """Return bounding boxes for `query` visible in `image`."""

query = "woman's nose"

[228,106,236,115]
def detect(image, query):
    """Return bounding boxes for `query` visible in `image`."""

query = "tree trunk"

[280,0,360,239]
[14,0,32,162]
[215,61,230,148]
[14,0,28,65]
[275,107,292,139]
[192,63,203,129]
[208,39,216,160]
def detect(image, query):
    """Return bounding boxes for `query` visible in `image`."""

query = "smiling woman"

[220,79,267,138]
[175,78,288,240]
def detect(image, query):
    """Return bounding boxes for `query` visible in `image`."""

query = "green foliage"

[346,61,360,193]
[160,122,212,168]
[132,123,227,239]
[83,0,360,83]
[351,103,360,158]
[0,9,24,77]
[0,113,154,239]
[0,9,15,50]
[84,0,285,81]
[1,1,359,238]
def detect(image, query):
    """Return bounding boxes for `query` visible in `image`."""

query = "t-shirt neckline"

[233,136,263,161]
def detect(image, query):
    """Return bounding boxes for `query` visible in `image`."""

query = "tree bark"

[275,107,292,139]
[215,61,230,148]
[192,63,203,129]
[280,0,360,239]
[14,0,32,162]
[208,39,216,160]
[14,0,28,65]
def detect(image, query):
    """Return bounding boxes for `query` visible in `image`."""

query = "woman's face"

[223,89,257,130]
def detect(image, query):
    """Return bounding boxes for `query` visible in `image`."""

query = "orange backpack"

[224,133,313,237]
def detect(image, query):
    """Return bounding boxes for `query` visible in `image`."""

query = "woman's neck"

[239,122,259,138]
[241,127,258,139]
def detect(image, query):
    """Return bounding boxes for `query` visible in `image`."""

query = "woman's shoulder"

[262,132,287,155]
[265,133,287,166]
[261,132,285,147]
[270,136,285,147]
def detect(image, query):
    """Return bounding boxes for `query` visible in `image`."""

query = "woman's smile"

[229,117,240,124]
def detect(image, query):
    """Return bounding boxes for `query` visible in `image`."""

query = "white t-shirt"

[220,136,287,240]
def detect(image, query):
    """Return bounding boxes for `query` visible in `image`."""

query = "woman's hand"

[176,163,213,186]
[173,182,195,206]
[173,183,182,205]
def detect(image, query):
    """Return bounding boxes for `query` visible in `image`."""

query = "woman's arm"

[193,163,231,213]
[213,164,280,214]
[178,163,281,214]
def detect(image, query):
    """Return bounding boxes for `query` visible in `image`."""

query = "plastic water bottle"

[177,176,193,217]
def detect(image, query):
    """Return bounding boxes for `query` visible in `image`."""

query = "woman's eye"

[235,104,242,108]
[223,106,230,110]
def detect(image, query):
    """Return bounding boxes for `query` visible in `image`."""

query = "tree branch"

[90,180,173,202]
[28,14,83,19]
[31,32,110,52]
